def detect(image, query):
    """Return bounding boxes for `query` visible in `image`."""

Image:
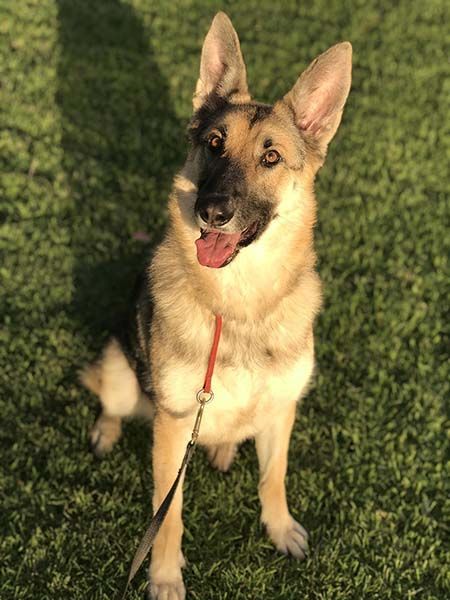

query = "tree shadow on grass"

[56,0,184,353]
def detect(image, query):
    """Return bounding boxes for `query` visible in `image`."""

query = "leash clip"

[196,389,214,404]
[191,389,214,444]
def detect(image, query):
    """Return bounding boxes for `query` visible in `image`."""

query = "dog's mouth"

[195,222,259,268]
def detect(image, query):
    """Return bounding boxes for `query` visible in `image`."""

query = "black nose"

[196,196,234,227]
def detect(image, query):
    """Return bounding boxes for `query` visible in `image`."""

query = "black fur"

[189,94,273,146]
[115,267,153,394]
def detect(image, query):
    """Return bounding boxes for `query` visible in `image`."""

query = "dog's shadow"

[56,0,184,472]
[56,0,184,361]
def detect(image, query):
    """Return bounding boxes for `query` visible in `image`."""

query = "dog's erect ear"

[193,12,249,111]
[283,42,352,154]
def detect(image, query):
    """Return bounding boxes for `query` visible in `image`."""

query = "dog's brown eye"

[262,149,281,167]
[208,134,223,153]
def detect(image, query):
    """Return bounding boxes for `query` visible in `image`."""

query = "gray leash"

[120,391,213,599]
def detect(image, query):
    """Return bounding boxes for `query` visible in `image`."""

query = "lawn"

[0,1,448,598]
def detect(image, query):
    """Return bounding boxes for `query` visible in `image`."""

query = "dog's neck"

[168,175,318,322]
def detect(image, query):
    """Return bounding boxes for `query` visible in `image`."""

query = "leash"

[120,314,223,599]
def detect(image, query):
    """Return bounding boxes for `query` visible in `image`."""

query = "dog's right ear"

[193,12,249,111]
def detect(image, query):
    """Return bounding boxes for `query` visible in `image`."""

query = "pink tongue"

[195,230,241,268]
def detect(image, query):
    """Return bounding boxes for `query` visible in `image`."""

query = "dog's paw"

[265,516,309,560]
[207,443,237,472]
[149,579,186,600]
[89,415,121,457]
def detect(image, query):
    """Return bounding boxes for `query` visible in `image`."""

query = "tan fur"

[82,12,351,599]
[79,362,102,396]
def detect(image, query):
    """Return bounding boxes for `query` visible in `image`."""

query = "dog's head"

[178,12,352,269]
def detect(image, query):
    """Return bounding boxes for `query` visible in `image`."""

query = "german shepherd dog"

[81,12,352,599]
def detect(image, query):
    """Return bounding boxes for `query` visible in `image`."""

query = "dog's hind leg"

[207,443,238,472]
[80,337,153,457]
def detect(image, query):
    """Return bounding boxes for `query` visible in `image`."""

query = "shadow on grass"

[55,1,186,492]
[56,0,183,352]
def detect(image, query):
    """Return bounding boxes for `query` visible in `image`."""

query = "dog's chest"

[156,328,314,445]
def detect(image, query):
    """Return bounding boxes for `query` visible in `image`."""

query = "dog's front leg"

[255,402,309,560]
[149,410,190,600]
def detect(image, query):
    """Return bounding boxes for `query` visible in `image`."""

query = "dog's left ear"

[193,12,249,111]
[283,42,352,154]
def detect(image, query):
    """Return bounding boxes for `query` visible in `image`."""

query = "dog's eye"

[261,149,281,167]
[208,134,224,154]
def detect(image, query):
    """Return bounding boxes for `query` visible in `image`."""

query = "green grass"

[1,1,448,598]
